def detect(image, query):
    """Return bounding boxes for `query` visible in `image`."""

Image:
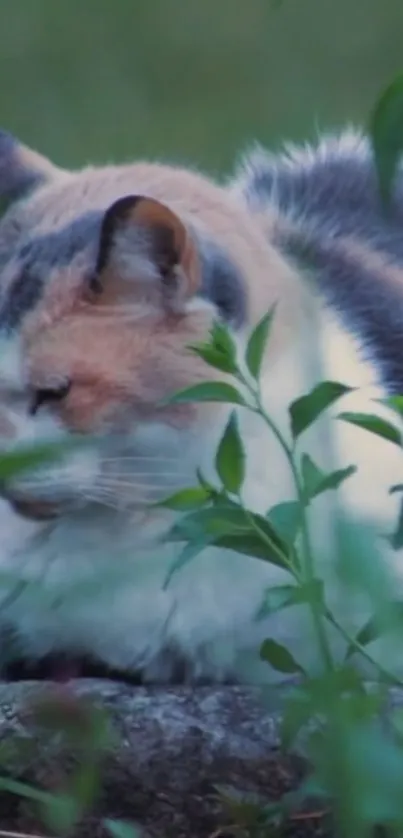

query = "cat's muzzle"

[0,485,60,521]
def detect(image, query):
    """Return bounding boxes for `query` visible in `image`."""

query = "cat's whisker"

[97,472,184,484]
[79,485,158,511]
[101,469,187,480]
[99,475,187,486]
[91,303,155,320]
[101,456,182,463]
[81,478,174,495]
[95,482,182,495]
[79,491,127,512]
[98,471,185,482]
[7,474,183,499]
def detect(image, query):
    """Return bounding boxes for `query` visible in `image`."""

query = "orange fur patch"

[6,145,311,443]
[23,299,225,434]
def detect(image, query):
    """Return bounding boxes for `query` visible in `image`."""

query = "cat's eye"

[29,381,71,416]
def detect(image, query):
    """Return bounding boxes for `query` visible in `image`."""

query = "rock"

[0,680,328,838]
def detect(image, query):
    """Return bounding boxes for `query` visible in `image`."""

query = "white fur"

[0,143,402,681]
[0,296,400,683]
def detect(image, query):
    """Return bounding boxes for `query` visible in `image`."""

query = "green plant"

[0,441,141,837]
[118,72,403,838]
[0,687,140,837]
[156,305,403,837]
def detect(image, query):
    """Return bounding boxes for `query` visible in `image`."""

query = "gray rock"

[0,680,328,838]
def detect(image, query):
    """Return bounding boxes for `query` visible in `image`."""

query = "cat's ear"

[88,195,200,308]
[0,130,60,201]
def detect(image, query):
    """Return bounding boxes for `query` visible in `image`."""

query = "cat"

[0,127,401,683]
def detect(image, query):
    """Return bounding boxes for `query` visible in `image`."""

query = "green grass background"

[0,0,402,176]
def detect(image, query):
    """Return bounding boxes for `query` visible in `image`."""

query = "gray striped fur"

[235,130,403,392]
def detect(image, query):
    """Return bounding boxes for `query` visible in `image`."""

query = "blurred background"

[1,0,402,177]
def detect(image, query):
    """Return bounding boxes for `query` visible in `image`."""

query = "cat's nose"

[0,482,59,521]
[9,497,59,521]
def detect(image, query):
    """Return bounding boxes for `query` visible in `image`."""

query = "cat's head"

[0,132,248,521]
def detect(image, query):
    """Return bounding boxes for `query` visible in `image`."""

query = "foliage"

[369,73,403,206]
[0,688,140,837]
[162,295,403,838]
[0,439,141,836]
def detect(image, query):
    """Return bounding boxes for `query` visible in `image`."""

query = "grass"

[1,0,403,173]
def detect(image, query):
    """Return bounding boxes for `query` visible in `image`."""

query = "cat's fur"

[0,128,401,682]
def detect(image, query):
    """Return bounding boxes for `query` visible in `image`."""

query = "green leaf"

[382,395,403,418]
[343,606,403,660]
[314,465,357,496]
[215,411,245,493]
[255,584,297,620]
[245,511,290,557]
[289,381,351,439]
[0,778,87,836]
[294,578,325,609]
[158,485,211,510]
[333,516,388,598]
[301,454,357,503]
[260,638,304,673]
[338,411,402,446]
[245,306,276,379]
[105,821,141,838]
[0,438,87,480]
[164,381,246,407]
[267,501,301,545]
[390,483,403,495]
[390,708,403,740]
[321,720,403,827]
[31,694,113,752]
[214,532,289,569]
[370,73,403,206]
[301,454,324,501]
[280,689,312,750]
[166,504,291,571]
[166,505,252,542]
[190,320,238,367]
[196,468,219,496]
[163,539,212,589]
[355,617,380,649]
[390,502,403,550]
[257,579,324,621]
[41,792,81,836]
[188,344,237,374]
[0,776,55,804]
[210,320,238,359]
[69,760,101,812]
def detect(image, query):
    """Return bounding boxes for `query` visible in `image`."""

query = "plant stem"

[256,401,333,671]
[241,376,403,686]
[238,373,334,673]
[242,505,298,577]
[240,374,403,687]
[326,609,403,687]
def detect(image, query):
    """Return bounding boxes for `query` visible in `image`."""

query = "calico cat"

[0,128,401,683]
